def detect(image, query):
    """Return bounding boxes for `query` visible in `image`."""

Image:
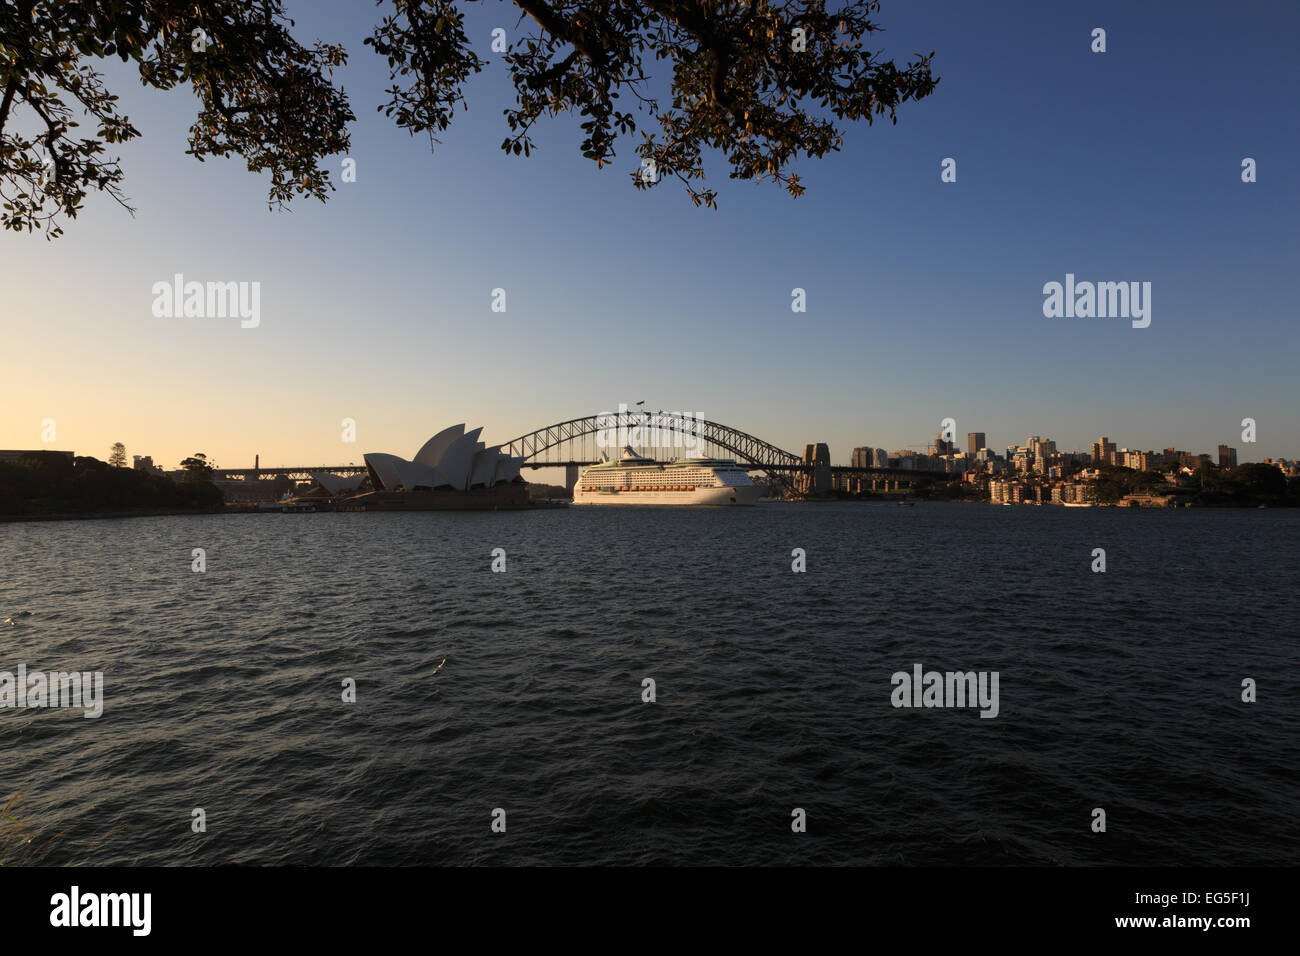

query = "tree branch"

[0,77,18,136]
[513,0,608,69]
[639,0,734,112]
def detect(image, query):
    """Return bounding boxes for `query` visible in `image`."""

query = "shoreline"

[0,507,225,524]
[3,500,1292,522]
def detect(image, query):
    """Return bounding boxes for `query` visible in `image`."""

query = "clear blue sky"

[2,0,1296,469]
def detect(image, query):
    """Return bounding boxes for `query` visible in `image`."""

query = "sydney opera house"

[334,425,529,510]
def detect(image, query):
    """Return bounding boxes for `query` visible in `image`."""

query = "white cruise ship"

[572,447,762,506]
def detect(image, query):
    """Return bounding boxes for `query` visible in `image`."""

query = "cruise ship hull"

[572,484,763,506]
[572,448,762,506]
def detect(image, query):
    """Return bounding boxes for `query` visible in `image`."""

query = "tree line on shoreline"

[1087,462,1298,506]
[0,450,222,517]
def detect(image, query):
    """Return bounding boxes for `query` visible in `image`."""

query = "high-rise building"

[1218,445,1237,468]
[967,432,986,456]
[1024,436,1056,472]
[1091,436,1116,466]
[850,447,891,470]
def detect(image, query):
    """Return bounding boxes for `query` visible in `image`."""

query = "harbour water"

[1,502,1296,865]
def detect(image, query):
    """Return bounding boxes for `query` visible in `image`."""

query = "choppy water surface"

[1,503,1296,865]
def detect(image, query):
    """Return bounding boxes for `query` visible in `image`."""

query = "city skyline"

[3,0,1298,469]
[8,420,1284,474]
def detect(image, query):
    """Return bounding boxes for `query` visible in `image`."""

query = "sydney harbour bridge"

[210,409,950,493]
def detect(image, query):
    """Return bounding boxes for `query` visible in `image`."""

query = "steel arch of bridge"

[502,412,803,470]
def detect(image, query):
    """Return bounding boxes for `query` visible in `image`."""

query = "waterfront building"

[309,473,363,496]
[989,479,1031,504]
[213,478,282,503]
[132,455,164,476]
[1053,482,1095,504]
[363,425,522,492]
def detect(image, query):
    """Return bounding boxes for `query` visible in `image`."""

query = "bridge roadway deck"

[212,463,952,481]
